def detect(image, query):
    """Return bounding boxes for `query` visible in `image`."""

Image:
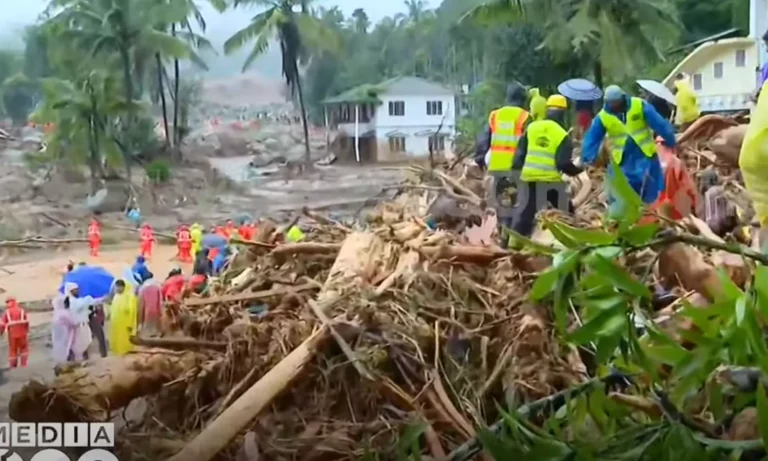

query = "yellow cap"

[547,94,568,109]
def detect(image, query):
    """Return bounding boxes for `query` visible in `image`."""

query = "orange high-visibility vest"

[487,106,529,171]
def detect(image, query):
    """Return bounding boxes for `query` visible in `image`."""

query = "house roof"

[667,28,742,54]
[662,37,756,86]
[322,76,454,105]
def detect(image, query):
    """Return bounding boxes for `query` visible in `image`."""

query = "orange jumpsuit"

[238,224,252,241]
[87,220,101,256]
[140,225,155,258]
[1,299,29,368]
[176,226,192,262]
[224,221,235,239]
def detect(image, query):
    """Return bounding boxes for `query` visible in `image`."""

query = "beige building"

[662,0,768,112]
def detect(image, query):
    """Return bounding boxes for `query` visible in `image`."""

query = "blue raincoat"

[581,96,676,209]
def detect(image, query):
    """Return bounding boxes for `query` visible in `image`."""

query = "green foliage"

[145,158,171,184]
[1,73,37,125]
[491,165,768,459]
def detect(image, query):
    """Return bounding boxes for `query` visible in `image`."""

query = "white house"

[322,76,456,162]
[662,0,768,112]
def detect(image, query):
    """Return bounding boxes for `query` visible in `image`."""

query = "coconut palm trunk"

[155,53,171,149]
[293,65,312,167]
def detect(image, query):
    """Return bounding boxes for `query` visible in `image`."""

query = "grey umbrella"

[557,78,603,101]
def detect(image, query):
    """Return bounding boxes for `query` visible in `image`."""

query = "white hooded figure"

[63,282,103,359]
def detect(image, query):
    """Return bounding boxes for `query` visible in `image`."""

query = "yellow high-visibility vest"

[520,119,567,182]
[597,97,656,164]
[487,106,529,171]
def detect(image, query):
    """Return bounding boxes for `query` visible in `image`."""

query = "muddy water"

[208,156,404,219]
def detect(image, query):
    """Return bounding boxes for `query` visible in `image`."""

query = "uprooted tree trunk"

[9,349,209,422]
[166,231,389,461]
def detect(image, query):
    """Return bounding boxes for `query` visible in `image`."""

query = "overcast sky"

[2,0,408,42]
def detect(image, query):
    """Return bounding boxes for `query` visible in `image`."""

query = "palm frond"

[224,7,278,54]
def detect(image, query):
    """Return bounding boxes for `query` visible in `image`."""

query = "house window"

[389,136,406,152]
[736,49,746,67]
[428,135,445,153]
[426,100,443,116]
[693,73,703,90]
[714,62,723,79]
[388,101,405,116]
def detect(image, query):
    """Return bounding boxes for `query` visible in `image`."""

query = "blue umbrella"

[59,266,115,298]
[202,233,228,249]
[557,78,603,101]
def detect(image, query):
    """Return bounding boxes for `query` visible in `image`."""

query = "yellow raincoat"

[190,223,202,256]
[740,81,768,228]
[108,284,138,356]
[529,88,547,121]
[674,80,700,125]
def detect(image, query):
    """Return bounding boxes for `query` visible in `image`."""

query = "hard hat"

[546,94,568,109]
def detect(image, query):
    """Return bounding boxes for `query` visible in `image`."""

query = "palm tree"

[350,8,370,34]
[46,0,190,178]
[31,71,135,192]
[463,0,680,88]
[225,0,338,168]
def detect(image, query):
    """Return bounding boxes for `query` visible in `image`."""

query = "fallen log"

[184,283,319,307]
[9,348,209,422]
[130,336,229,351]
[0,237,87,247]
[269,242,342,257]
[165,326,331,461]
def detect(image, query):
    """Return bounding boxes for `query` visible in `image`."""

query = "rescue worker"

[582,85,676,217]
[87,218,101,257]
[528,88,547,121]
[224,220,236,239]
[673,73,700,129]
[511,95,583,236]
[139,224,155,258]
[190,223,203,256]
[210,225,227,260]
[474,81,531,171]
[176,224,192,263]
[739,79,768,252]
[238,220,254,241]
[0,298,29,368]
[162,268,186,302]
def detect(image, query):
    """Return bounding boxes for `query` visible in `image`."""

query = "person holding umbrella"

[582,85,676,216]
[557,78,602,138]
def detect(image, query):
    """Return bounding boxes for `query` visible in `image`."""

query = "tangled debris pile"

[8,141,768,460]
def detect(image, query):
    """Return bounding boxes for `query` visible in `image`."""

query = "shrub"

[145,158,170,184]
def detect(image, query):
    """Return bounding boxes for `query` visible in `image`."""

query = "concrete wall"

[374,94,456,161]
[664,38,758,112]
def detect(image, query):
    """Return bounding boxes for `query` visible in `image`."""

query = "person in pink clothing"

[137,272,163,336]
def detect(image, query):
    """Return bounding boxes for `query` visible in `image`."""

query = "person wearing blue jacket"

[582,85,676,216]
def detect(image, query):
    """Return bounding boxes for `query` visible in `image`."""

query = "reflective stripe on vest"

[488,106,528,171]
[597,97,656,165]
[3,309,27,326]
[520,119,567,182]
